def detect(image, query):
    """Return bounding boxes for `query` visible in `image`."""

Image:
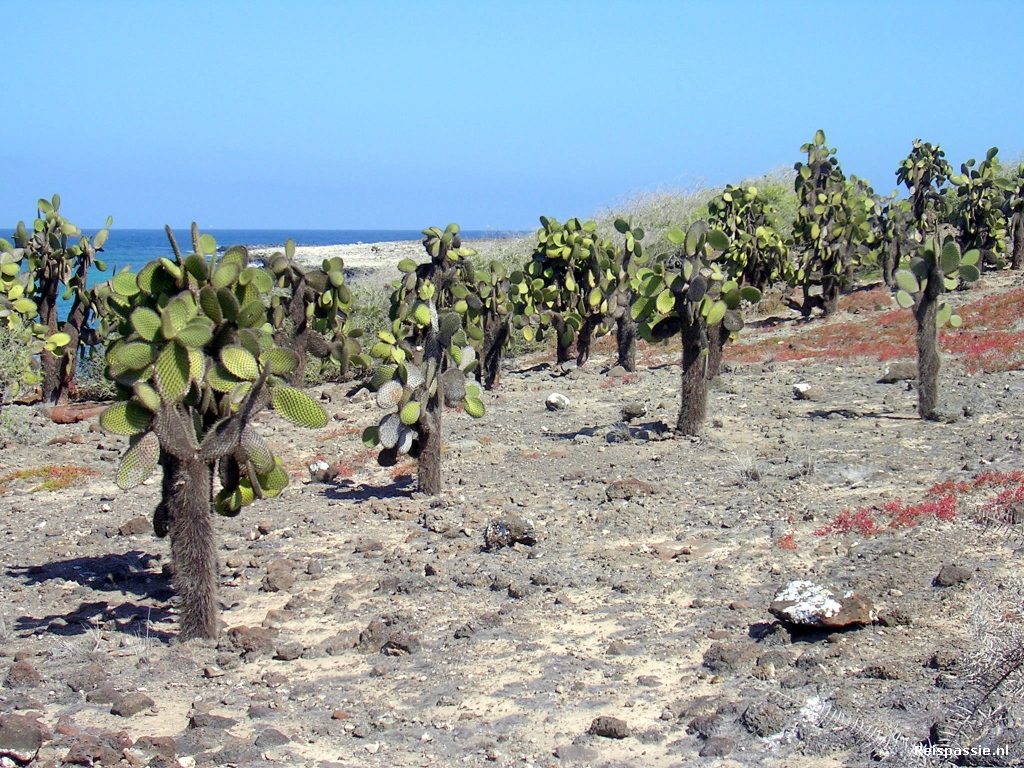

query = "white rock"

[546,393,571,411]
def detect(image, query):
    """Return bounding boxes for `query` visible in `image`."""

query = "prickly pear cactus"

[0,195,111,403]
[951,147,1007,271]
[363,224,485,495]
[97,225,327,639]
[464,261,515,390]
[518,217,618,366]
[707,184,791,291]
[632,221,755,434]
[791,130,870,316]
[896,139,952,244]
[1003,161,1024,270]
[894,238,979,421]
[265,238,368,382]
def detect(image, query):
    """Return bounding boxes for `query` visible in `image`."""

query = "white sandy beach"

[249,237,519,283]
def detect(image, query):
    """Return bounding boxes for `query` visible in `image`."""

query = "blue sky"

[3,1,1021,230]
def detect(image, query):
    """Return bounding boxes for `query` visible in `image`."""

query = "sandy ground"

[2,261,1024,767]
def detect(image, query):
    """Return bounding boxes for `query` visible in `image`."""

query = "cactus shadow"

[6,550,176,639]
[322,475,416,501]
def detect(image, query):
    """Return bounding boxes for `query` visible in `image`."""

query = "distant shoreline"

[248,237,517,282]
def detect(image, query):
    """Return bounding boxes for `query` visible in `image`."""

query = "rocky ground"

[3,267,1024,768]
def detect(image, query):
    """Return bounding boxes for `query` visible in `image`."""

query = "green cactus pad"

[130,307,162,341]
[400,400,421,426]
[236,300,266,329]
[895,269,920,295]
[154,343,191,402]
[222,345,259,380]
[176,320,214,349]
[112,271,140,297]
[257,461,289,496]
[210,261,241,290]
[272,385,328,428]
[376,380,404,409]
[412,302,432,326]
[114,342,159,370]
[463,395,485,418]
[261,348,300,376]
[116,431,160,489]
[370,365,397,391]
[198,285,223,324]
[207,362,242,393]
[100,400,153,436]
[161,294,197,340]
[133,381,162,412]
[362,425,380,447]
[896,289,915,308]
[183,252,209,281]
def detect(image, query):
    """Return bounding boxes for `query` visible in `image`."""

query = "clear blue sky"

[3,1,1021,231]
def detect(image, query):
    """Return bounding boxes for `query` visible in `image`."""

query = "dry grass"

[0,464,101,494]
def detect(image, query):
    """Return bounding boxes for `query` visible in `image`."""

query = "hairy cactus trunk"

[677,315,708,435]
[164,455,219,640]
[575,316,602,367]
[914,262,943,421]
[821,275,841,316]
[417,384,443,495]
[615,312,637,372]
[705,321,728,381]
[553,316,572,365]
[481,316,508,391]
[882,239,899,288]
[1012,215,1024,271]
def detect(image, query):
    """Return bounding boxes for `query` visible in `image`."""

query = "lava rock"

[934,564,972,587]
[769,580,873,628]
[0,714,44,763]
[793,382,826,401]
[111,691,155,717]
[588,715,630,739]
[483,515,537,550]
[3,660,41,689]
[227,625,278,656]
[740,701,787,737]
[879,360,918,383]
[275,640,304,661]
[118,516,151,536]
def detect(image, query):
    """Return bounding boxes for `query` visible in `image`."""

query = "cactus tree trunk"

[481,316,508,391]
[1012,215,1024,270]
[677,314,708,435]
[552,316,572,365]
[417,385,444,495]
[575,316,602,367]
[705,321,728,380]
[164,455,220,640]
[914,263,944,421]
[616,312,637,372]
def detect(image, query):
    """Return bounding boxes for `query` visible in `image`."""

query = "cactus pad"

[376,379,404,409]
[400,400,421,426]
[441,368,466,405]
[116,431,160,489]
[272,385,329,428]
[261,348,300,377]
[222,345,259,381]
[100,400,153,435]
[240,425,276,473]
[378,413,402,449]
[463,395,485,418]
[154,342,191,402]
[396,426,415,455]
[130,307,162,341]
